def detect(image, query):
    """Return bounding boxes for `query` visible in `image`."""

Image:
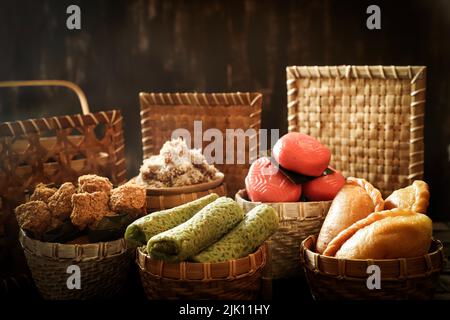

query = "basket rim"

[19,229,128,261]
[286,65,426,80]
[139,91,263,107]
[0,109,122,136]
[300,234,444,281]
[235,189,331,222]
[144,183,227,211]
[136,243,267,282]
[235,188,331,206]
[132,175,224,195]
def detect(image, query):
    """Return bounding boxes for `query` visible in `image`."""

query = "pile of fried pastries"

[15,174,146,240]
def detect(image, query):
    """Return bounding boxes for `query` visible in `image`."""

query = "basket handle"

[0,80,90,115]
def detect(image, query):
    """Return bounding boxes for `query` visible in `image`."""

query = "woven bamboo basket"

[301,235,444,300]
[0,80,127,208]
[139,92,263,198]
[19,230,130,299]
[235,189,331,280]
[0,80,127,294]
[286,65,426,197]
[136,244,267,300]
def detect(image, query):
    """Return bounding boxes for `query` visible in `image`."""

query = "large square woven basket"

[139,92,263,197]
[286,65,426,196]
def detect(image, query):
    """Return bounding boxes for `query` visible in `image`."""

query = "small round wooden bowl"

[300,235,445,300]
[131,176,227,211]
[235,189,331,280]
[145,175,224,195]
[136,244,267,300]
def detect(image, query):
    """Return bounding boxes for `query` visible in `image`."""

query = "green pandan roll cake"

[147,197,244,262]
[124,193,219,247]
[192,204,279,263]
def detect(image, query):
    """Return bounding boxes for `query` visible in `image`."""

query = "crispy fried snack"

[78,174,113,193]
[316,177,384,254]
[30,183,57,202]
[71,191,113,229]
[15,201,53,236]
[323,208,417,257]
[329,209,432,259]
[109,183,146,217]
[48,182,77,221]
[384,180,430,213]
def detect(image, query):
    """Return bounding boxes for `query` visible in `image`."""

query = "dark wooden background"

[0,0,449,219]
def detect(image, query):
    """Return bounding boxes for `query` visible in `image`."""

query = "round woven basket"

[235,189,331,279]
[136,244,267,300]
[300,235,445,300]
[19,230,131,299]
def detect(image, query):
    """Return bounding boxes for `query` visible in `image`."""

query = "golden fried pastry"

[78,174,113,194]
[384,180,430,213]
[327,208,432,259]
[323,208,416,256]
[109,183,146,217]
[71,191,113,229]
[15,201,53,235]
[47,182,77,221]
[30,183,57,202]
[316,177,384,254]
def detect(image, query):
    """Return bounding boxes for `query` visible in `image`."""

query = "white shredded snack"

[138,138,222,187]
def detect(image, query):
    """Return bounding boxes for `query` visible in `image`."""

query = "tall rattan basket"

[286,65,426,197]
[139,92,262,198]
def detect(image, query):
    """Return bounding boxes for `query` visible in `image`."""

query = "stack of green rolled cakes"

[125,193,279,263]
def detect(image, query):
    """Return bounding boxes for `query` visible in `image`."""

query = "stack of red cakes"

[245,132,345,203]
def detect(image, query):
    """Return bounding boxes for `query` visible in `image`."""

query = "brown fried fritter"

[70,191,114,230]
[109,183,146,217]
[15,201,54,236]
[48,182,77,221]
[78,174,113,193]
[30,183,57,202]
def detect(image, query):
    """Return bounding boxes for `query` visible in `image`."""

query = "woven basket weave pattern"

[139,92,262,197]
[0,110,127,205]
[136,244,266,300]
[19,231,130,299]
[235,190,331,279]
[301,235,444,300]
[268,219,325,278]
[287,66,426,196]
